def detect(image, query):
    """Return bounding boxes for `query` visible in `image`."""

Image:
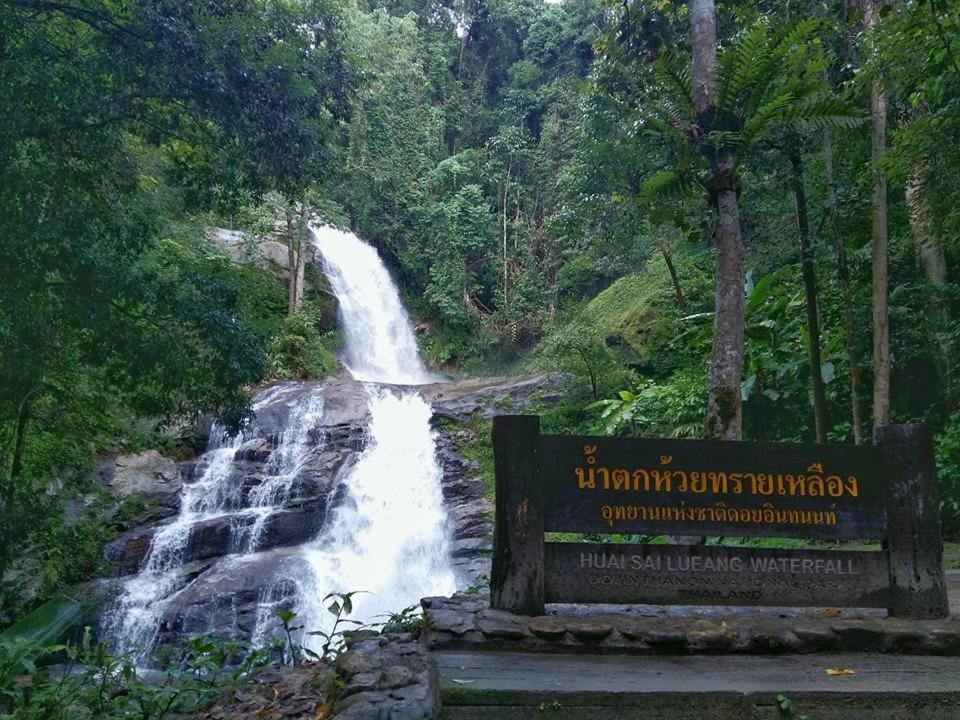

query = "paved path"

[436,650,960,719]
[431,567,960,718]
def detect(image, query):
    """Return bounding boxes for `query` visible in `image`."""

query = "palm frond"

[652,48,694,116]
[638,169,701,202]
[718,17,824,121]
[781,95,867,132]
[718,19,773,114]
[697,129,743,151]
[740,91,797,146]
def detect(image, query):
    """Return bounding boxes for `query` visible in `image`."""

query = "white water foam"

[311,225,434,385]
[295,387,454,644]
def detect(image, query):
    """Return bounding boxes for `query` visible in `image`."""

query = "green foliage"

[268,307,341,380]
[588,373,709,439]
[937,411,960,536]
[449,415,496,501]
[374,605,425,636]
[0,630,269,720]
[0,599,81,688]
[0,0,356,611]
[303,591,367,663]
[776,693,809,720]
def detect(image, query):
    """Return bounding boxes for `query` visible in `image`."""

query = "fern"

[639,169,699,202]
[781,95,867,131]
[653,48,694,113]
[719,19,774,114]
[740,91,797,146]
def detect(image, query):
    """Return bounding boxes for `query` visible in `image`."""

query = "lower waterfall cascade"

[103,225,458,659]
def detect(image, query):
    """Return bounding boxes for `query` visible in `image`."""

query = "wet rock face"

[98,450,182,503]
[95,373,571,646]
[422,373,572,423]
[157,548,311,645]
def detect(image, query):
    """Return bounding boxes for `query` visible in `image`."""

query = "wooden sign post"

[490,416,948,620]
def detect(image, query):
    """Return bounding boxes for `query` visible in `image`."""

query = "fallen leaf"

[816,608,841,617]
[451,679,476,684]
[826,668,856,676]
[314,699,334,719]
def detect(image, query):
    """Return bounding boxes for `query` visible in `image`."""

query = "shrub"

[267,305,340,380]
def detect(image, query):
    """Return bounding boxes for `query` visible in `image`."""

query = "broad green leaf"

[0,597,82,647]
[745,274,776,315]
[0,597,82,688]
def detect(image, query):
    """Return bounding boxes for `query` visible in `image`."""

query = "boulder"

[423,373,573,422]
[234,438,274,463]
[209,227,316,273]
[104,524,160,575]
[156,547,312,644]
[100,451,182,503]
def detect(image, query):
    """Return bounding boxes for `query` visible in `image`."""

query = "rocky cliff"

[85,373,571,649]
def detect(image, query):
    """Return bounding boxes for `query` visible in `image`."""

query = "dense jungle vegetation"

[1,0,959,656]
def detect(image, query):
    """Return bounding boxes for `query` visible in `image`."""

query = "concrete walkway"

[436,650,960,719]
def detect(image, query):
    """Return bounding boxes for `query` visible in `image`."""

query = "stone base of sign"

[435,650,960,719]
[422,593,960,657]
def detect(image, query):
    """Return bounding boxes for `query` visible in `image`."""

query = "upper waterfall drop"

[311,225,434,385]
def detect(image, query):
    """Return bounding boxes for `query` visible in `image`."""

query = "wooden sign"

[544,543,890,608]
[540,434,886,539]
[490,416,949,621]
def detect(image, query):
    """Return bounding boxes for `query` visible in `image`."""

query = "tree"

[0,0,351,589]
[787,142,829,442]
[605,11,860,440]
[689,0,745,440]
[823,126,865,444]
[865,0,891,428]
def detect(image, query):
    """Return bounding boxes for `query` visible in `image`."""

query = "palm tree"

[633,14,862,440]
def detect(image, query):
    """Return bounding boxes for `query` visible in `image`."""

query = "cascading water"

[266,225,454,649]
[312,225,433,385]
[105,384,327,657]
[105,224,455,659]
[104,429,245,655]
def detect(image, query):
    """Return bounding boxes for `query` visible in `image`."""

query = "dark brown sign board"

[540,434,886,540]
[490,416,949,620]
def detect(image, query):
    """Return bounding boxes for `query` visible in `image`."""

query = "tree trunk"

[866,0,891,428]
[287,202,307,316]
[789,147,829,443]
[690,0,716,119]
[905,163,950,381]
[502,164,511,313]
[691,0,744,440]
[659,240,687,311]
[823,127,865,444]
[706,149,745,441]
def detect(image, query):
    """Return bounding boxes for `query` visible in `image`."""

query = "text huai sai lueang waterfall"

[104,225,455,658]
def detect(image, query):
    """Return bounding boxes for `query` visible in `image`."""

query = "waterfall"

[312,225,433,385]
[103,431,245,655]
[104,225,455,659]
[274,226,454,649]
[104,384,327,657]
